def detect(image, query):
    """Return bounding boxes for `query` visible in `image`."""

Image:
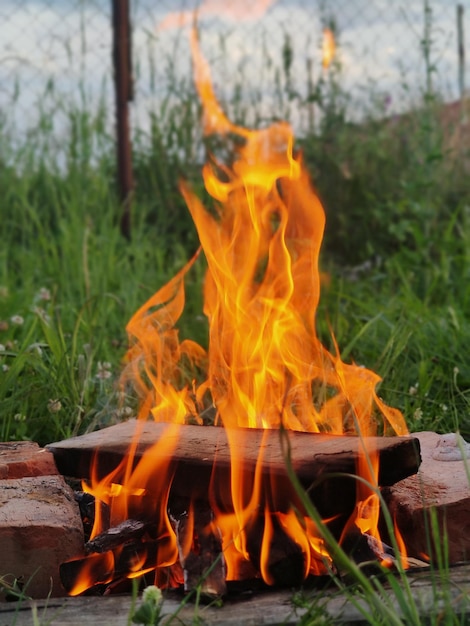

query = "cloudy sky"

[1,0,466,138]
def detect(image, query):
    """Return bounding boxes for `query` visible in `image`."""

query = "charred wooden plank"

[74,491,110,542]
[246,514,307,587]
[60,541,160,595]
[48,421,420,525]
[47,420,420,487]
[169,498,226,598]
[84,519,150,555]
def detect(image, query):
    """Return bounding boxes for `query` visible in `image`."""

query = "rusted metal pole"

[112,0,134,240]
[457,4,465,102]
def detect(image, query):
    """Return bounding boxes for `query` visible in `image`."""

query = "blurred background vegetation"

[0,0,469,445]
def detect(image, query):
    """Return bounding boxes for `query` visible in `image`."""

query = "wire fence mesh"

[1,0,468,145]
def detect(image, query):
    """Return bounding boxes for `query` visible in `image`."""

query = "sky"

[1,0,467,142]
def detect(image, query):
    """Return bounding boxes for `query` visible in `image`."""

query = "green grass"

[1,4,469,444]
[2,82,469,444]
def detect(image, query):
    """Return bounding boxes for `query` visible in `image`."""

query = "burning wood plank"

[84,518,149,554]
[48,420,420,529]
[169,498,226,597]
[50,422,420,594]
[47,420,420,487]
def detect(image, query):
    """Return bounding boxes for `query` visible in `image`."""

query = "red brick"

[0,442,58,479]
[0,475,84,598]
[385,431,470,564]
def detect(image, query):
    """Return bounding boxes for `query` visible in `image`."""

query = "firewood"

[246,514,306,587]
[47,420,421,525]
[74,491,110,541]
[169,498,226,598]
[84,518,150,554]
[60,541,159,594]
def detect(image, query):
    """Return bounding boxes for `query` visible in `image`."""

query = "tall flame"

[72,29,408,593]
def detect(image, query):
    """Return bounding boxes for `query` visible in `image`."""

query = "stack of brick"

[0,442,84,599]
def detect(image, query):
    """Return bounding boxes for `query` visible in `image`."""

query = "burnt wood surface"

[48,421,420,525]
[47,420,420,485]
[169,499,226,597]
[84,519,149,554]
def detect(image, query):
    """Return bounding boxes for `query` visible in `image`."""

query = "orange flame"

[71,29,409,593]
[322,27,336,70]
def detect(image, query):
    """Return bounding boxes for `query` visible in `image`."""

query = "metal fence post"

[112,0,134,240]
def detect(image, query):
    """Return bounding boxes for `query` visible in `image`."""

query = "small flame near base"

[68,29,409,595]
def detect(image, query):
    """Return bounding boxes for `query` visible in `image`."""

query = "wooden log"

[75,491,110,542]
[84,519,149,555]
[60,541,161,595]
[47,421,421,535]
[47,421,420,485]
[169,499,226,598]
[246,514,307,587]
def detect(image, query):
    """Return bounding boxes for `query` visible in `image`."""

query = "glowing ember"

[69,30,409,594]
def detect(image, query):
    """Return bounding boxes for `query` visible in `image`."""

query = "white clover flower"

[33,307,51,324]
[37,287,51,301]
[10,315,24,326]
[413,407,423,421]
[48,399,62,413]
[115,406,134,419]
[408,384,418,396]
[2,364,9,372]
[96,361,112,380]
[27,342,43,356]
[0,344,5,352]
[142,585,162,605]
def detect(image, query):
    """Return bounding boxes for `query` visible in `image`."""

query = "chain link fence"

[1,0,468,144]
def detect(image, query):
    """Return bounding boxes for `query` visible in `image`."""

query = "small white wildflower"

[14,413,26,422]
[453,366,459,376]
[115,406,133,419]
[409,384,418,396]
[440,404,448,412]
[413,407,423,421]
[33,307,51,324]
[37,287,51,301]
[47,399,62,413]
[142,585,162,605]
[27,342,43,356]
[2,364,9,372]
[0,344,5,352]
[96,361,112,380]
[10,315,24,326]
